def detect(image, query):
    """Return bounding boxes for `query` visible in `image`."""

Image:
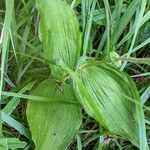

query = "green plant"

[0,0,149,149]
[26,0,149,149]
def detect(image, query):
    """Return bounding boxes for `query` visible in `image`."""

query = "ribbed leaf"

[72,61,146,147]
[36,0,81,79]
[26,78,82,150]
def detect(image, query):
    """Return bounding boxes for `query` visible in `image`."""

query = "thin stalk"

[102,0,111,58]
[82,0,97,56]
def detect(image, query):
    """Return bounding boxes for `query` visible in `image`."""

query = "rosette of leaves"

[27,78,82,150]
[36,0,81,80]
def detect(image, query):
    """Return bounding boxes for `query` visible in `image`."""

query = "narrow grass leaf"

[2,81,36,114]
[0,137,26,149]
[132,72,150,77]
[82,0,97,56]
[117,11,150,49]
[123,57,150,65]
[0,0,14,136]
[1,112,31,139]
[110,0,139,49]
[131,37,150,53]
[102,0,110,57]
[121,0,147,70]
[1,91,77,105]
[141,86,150,104]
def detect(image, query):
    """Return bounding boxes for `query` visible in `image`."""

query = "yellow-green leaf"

[26,78,82,150]
[36,0,81,79]
[73,61,146,147]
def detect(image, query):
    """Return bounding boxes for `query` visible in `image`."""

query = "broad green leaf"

[75,62,139,146]
[26,78,82,150]
[0,138,26,149]
[61,60,147,148]
[36,0,81,80]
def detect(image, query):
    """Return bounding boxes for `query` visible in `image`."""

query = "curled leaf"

[26,78,82,150]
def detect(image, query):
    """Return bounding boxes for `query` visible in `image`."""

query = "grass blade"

[82,0,97,56]
[110,0,139,49]
[2,81,36,114]
[121,0,147,70]
[0,0,14,137]
[141,86,150,104]
[1,112,31,139]
[102,0,110,57]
